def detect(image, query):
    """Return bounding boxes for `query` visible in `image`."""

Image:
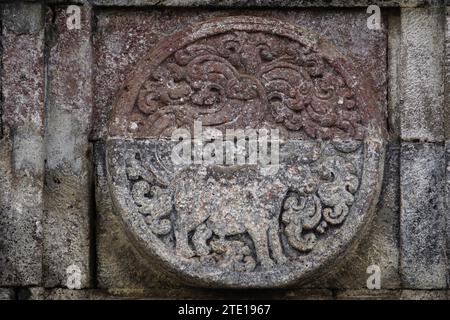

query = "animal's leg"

[175,227,194,258]
[268,220,287,264]
[248,226,275,270]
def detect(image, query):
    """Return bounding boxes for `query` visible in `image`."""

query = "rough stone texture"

[1,2,44,35]
[400,290,448,300]
[16,287,109,300]
[399,7,446,142]
[109,17,382,140]
[92,8,387,140]
[0,1,448,300]
[446,7,450,139]
[388,12,401,140]
[42,5,93,289]
[447,141,450,284]
[10,287,450,300]
[96,142,398,291]
[92,8,388,291]
[0,288,15,300]
[334,290,448,300]
[107,138,383,288]
[15,287,334,300]
[335,289,401,300]
[0,3,45,286]
[445,9,450,288]
[94,142,180,289]
[104,13,386,288]
[400,143,447,289]
[42,0,446,7]
[308,143,400,289]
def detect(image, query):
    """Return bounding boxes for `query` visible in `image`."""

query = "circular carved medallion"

[107,16,386,288]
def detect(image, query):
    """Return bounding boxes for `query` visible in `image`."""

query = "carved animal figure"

[126,143,360,270]
[173,166,288,270]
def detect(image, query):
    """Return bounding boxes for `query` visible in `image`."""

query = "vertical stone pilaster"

[400,143,447,288]
[399,7,445,142]
[0,288,15,300]
[398,7,448,289]
[446,6,450,289]
[388,12,401,140]
[42,5,94,288]
[446,141,450,288]
[446,7,450,141]
[0,3,45,286]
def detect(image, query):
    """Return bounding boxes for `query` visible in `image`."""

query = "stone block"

[308,144,401,289]
[400,290,448,300]
[1,2,44,35]
[399,7,445,142]
[335,289,401,300]
[94,142,180,289]
[388,12,401,140]
[92,7,386,140]
[17,288,109,300]
[400,143,447,289]
[93,7,387,289]
[79,0,436,8]
[0,3,45,286]
[42,5,93,289]
[446,8,450,139]
[446,141,450,286]
[0,288,15,300]
[2,0,448,299]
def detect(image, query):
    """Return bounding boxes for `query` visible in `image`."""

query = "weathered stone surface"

[106,288,334,300]
[442,7,450,291]
[0,3,45,286]
[444,5,450,140]
[1,0,448,300]
[446,141,450,285]
[400,143,447,289]
[97,145,369,292]
[400,290,448,300]
[17,287,109,300]
[44,0,445,7]
[92,9,386,140]
[109,19,380,140]
[14,287,450,300]
[308,143,400,289]
[388,13,401,140]
[1,2,44,35]
[399,7,446,142]
[0,288,15,300]
[42,6,93,289]
[335,289,401,300]
[92,9,388,290]
[104,15,386,288]
[446,7,450,139]
[18,286,335,299]
[94,142,180,289]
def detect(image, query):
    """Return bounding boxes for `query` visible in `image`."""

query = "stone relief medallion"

[106,16,386,288]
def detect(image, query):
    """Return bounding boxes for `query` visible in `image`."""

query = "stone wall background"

[0,0,449,300]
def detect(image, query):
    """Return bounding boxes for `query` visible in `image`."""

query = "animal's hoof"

[177,246,195,258]
[276,256,288,265]
[261,260,276,270]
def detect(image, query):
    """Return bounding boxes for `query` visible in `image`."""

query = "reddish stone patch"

[108,16,383,140]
